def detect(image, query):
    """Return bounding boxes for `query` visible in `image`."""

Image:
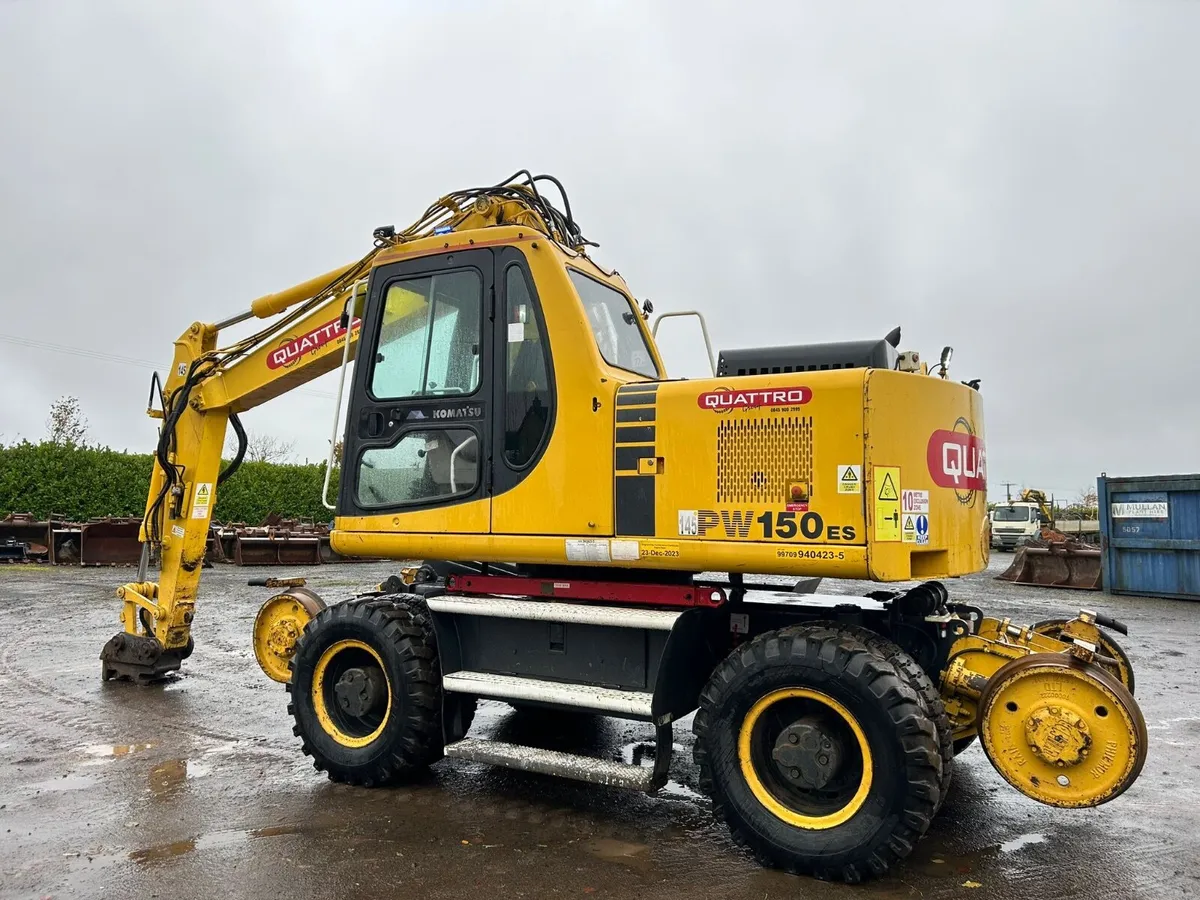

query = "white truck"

[989,501,1045,551]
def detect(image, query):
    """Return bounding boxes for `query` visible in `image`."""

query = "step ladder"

[429,594,679,791]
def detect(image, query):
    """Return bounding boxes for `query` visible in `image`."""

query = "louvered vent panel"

[716,416,813,505]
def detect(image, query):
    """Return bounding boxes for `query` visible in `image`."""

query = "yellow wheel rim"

[737,688,874,830]
[253,594,319,684]
[979,656,1146,808]
[312,639,392,749]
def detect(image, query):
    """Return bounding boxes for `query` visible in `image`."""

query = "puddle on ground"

[129,825,302,865]
[583,840,652,873]
[1000,832,1047,853]
[129,839,197,863]
[148,759,213,795]
[615,740,705,802]
[250,824,303,838]
[81,743,154,764]
[907,831,1052,878]
[587,838,649,859]
[27,774,98,793]
[150,760,188,793]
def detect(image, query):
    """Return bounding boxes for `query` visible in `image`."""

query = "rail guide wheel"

[1032,618,1135,694]
[253,588,326,683]
[978,654,1147,808]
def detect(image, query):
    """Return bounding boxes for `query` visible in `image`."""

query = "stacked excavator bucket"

[79,517,143,566]
[1,513,342,567]
[996,529,1102,590]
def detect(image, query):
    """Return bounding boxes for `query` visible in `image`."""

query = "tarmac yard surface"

[1,558,1197,900]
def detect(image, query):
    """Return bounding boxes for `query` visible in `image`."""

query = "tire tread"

[693,625,941,882]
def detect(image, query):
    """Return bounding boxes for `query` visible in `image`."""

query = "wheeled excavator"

[101,172,1146,882]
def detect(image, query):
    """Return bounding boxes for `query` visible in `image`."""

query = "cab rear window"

[567,270,658,379]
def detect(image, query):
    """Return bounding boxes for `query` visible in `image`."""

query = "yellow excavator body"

[99,173,1144,884]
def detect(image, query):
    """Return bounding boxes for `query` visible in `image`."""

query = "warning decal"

[874,467,901,542]
[192,482,213,520]
[903,513,930,544]
[837,464,862,494]
[878,472,899,501]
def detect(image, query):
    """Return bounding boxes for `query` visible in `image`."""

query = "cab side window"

[502,266,552,468]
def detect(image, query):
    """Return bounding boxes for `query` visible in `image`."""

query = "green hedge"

[0,441,338,524]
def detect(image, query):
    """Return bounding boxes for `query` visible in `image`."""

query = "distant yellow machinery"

[1021,488,1054,524]
[101,172,1146,882]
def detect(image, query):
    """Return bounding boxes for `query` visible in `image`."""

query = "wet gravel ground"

[1,556,1198,900]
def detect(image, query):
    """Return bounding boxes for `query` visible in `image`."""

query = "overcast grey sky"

[1,0,1197,501]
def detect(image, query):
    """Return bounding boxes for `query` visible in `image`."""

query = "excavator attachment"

[941,609,1146,808]
[996,531,1102,590]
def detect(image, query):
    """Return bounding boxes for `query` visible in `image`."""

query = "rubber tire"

[693,625,942,882]
[401,594,476,740]
[288,595,449,786]
[796,622,954,801]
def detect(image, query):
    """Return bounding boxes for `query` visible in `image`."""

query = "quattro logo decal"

[927,418,986,506]
[697,386,812,412]
[268,316,361,370]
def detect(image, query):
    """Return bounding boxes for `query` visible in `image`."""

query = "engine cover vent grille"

[716,416,813,505]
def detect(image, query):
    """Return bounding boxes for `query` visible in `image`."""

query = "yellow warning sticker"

[836,464,862,494]
[192,482,213,520]
[874,467,901,541]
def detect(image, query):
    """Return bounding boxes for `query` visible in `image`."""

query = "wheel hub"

[252,590,326,684]
[266,619,301,658]
[1025,704,1090,766]
[771,715,843,789]
[334,666,385,718]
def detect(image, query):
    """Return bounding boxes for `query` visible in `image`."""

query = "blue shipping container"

[1098,473,1200,600]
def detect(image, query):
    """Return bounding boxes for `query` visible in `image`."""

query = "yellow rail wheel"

[693,625,942,882]
[1032,618,1135,694]
[286,595,447,786]
[253,588,326,683]
[978,654,1147,808]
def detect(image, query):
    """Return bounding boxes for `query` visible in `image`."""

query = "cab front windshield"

[992,506,1032,523]
[567,269,658,379]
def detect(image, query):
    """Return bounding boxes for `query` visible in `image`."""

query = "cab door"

[489,246,556,533]
[338,248,494,532]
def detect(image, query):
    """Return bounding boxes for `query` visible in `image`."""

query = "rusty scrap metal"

[233,518,328,566]
[997,531,1102,590]
[0,513,52,563]
[1,513,348,567]
[79,517,143,566]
